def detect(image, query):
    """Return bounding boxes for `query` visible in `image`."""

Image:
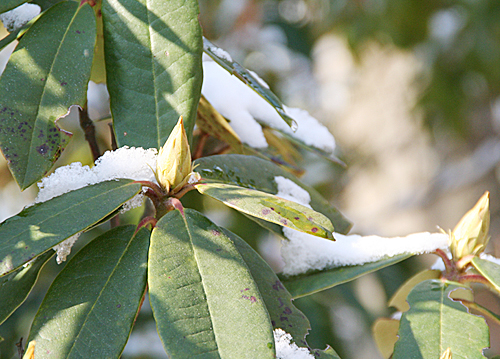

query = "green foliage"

[0,1,498,358]
[28,226,150,358]
[279,254,411,299]
[0,2,95,189]
[102,0,203,148]
[0,180,141,276]
[392,280,489,358]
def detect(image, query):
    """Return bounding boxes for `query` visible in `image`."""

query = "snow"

[480,253,500,266]
[35,147,158,263]
[274,329,314,359]
[201,59,336,154]
[0,3,40,32]
[53,233,80,264]
[36,146,158,203]
[281,229,449,275]
[275,176,449,275]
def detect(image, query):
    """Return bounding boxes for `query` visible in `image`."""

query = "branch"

[79,105,101,161]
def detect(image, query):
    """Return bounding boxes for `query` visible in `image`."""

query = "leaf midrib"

[65,231,138,357]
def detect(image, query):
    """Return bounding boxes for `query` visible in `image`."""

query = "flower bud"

[156,117,193,193]
[449,191,490,261]
[440,348,452,359]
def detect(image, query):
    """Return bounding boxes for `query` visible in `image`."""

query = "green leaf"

[0,250,53,326]
[30,0,66,11]
[279,254,411,299]
[0,2,96,189]
[89,1,105,83]
[102,0,203,149]
[311,347,342,359]
[0,179,142,277]
[0,0,28,14]
[472,257,500,294]
[28,226,150,358]
[227,227,310,345]
[194,154,351,234]
[196,182,335,239]
[203,37,296,130]
[392,279,489,359]
[148,208,275,359]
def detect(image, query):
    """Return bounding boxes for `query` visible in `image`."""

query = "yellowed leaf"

[388,270,441,312]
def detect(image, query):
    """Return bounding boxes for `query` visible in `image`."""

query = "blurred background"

[1,0,500,358]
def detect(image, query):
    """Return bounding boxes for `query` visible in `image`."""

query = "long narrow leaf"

[102,0,203,148]
[196,182,335,239]
[203,38,296,130]
[28,226,150,358]
[148,208,275,358]
[279,254,411,299]
[0,250,53,326]
[0,2,96,189]
[194,154,351,234]
[0,179,142,277]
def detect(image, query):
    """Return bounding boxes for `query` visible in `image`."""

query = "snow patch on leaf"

[0,3,40,32]
[35,146,158,203]
[274,176,449,275]
[202,59,336,153]
[274,329,314,359]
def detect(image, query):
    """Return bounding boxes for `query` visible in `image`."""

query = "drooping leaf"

[0,250,53,326]
[0,0,28,13]
[148,208,275,358]
[0,2,96,189]
[203,37,296,130]
[227,227,310,345]
[279,254,411,299]
[0,179,142,277]
[194,154,351,234]
[372,318,400,359]
[28,226,150,358]
[196,95,244,153]
[195,182,335,239]
[392,279,489,359]
[472,257,500,294]
[102,0,203,149]
[388,269,441,312]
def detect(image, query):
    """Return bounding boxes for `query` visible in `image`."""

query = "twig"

[109,123,118,151]
[79,105,101,162]
[193,131,209,160]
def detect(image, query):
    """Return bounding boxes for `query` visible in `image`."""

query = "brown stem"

[79,105,101,161]
[459,274,490,286]
[193,131,209,160]
[134,181,165,199]
[110,215,120,228]
[109,123,118,151]
[434,249,454,273]
[16,337,24,358]
[135,216,157,234]
[172,183,197,199]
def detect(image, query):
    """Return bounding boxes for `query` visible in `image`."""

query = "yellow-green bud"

[449,191,490,261]
[156,117,193,193]
[440,348,452,359]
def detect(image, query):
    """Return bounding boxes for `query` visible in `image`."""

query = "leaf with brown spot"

[0,2,96,189]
